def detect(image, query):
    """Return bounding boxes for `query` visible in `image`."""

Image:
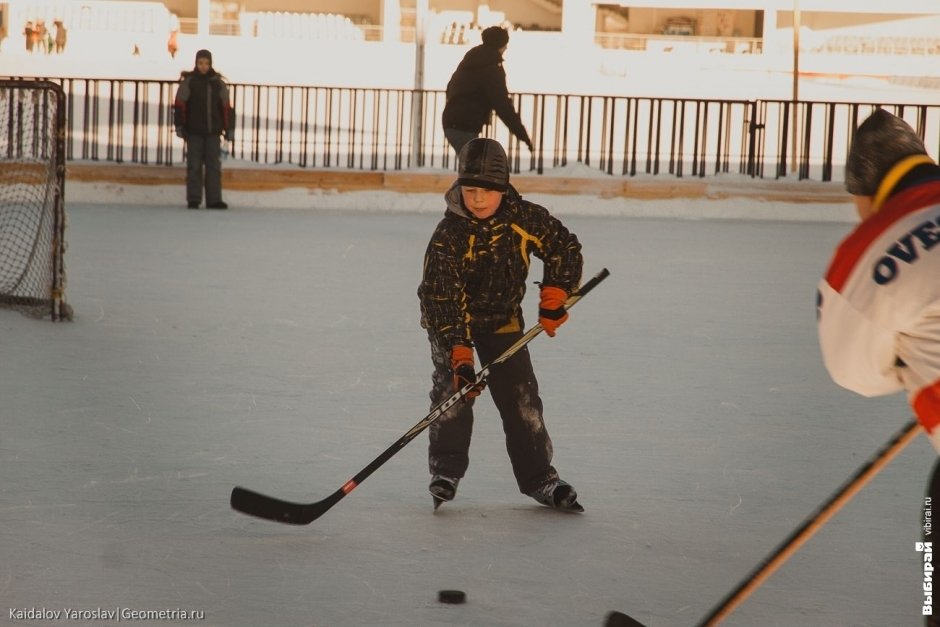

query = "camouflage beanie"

[457,138,509,192]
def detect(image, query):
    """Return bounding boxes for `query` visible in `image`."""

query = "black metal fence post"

[20,76,940,185]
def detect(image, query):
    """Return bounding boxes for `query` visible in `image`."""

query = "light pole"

[791,0,800,174]
[792,0,800,103]
[411,0,428,167]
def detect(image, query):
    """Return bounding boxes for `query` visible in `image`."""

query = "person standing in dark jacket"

[174,49,234,209]
[441,26,533,154]
[417,138,583,512]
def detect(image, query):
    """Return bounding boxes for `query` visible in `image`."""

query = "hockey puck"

[437,589,466,604]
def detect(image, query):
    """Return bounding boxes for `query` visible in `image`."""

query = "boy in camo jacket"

[417,137,584,512]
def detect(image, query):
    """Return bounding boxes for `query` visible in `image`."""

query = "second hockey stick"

[695,417,923,625]
[609,417,923,627]
[230,267,610,525]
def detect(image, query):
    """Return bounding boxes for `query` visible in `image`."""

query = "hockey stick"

[694,418,922,625]
[230,267,610,525]
[609,418,923,627]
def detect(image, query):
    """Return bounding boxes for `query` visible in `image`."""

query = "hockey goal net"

[0,79,71,320]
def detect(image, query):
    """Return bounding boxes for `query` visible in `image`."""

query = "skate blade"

[553,484,583,512]
[429,485,455,508]
[534,501,584,513]
[533,498,584,513]
[563,501,585,513]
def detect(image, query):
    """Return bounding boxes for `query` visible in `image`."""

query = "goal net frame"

[0,79,70,321]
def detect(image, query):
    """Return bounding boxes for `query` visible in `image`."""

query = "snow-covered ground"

[1,192,931,626]
[66,160,859,223]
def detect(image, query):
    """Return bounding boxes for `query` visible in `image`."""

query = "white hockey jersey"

[818,162,940,449]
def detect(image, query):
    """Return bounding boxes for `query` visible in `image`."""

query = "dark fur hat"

[845,110,928,196]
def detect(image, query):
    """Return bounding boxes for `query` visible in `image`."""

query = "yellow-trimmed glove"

[538,286,569,337]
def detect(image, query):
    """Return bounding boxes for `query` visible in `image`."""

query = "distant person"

[24,21,34,53]
[817,110,940,627]
[53,20,67,54]
[417,138,583,512]
[173,49,234,210]
[34,20,46,52]
[167,29,178,59]
[441,25,533,155]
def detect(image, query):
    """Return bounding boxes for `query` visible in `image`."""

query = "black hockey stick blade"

[604,611,648,627]
[231,485,345,525]
[230,268,610,525]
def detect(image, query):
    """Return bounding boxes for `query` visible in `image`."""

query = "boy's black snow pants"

[426,330,559,495]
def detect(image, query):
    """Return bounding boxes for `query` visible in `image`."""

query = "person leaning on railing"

[441,26,533,155]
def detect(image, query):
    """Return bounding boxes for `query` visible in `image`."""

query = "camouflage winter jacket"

[418,183,583,348]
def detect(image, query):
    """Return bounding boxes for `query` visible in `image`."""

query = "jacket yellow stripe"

[509,223,542,268]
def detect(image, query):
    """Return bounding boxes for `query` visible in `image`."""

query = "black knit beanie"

[457,138,509,192]
[481,26,510,49]
[845,109,928,196]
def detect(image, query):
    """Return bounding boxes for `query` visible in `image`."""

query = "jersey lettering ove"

[871,215,940,284]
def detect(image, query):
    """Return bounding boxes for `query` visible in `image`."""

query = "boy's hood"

[443,181,520,220]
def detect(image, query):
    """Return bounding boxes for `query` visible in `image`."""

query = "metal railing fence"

[40,77,940,182]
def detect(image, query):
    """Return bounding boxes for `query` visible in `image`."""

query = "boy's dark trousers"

[185,134,223,206]
[427,330,559,495]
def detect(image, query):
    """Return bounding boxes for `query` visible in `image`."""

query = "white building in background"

[5,0,940,46]
[1,0,938,101]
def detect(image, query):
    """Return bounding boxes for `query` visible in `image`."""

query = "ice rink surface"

[1,200,933,626]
